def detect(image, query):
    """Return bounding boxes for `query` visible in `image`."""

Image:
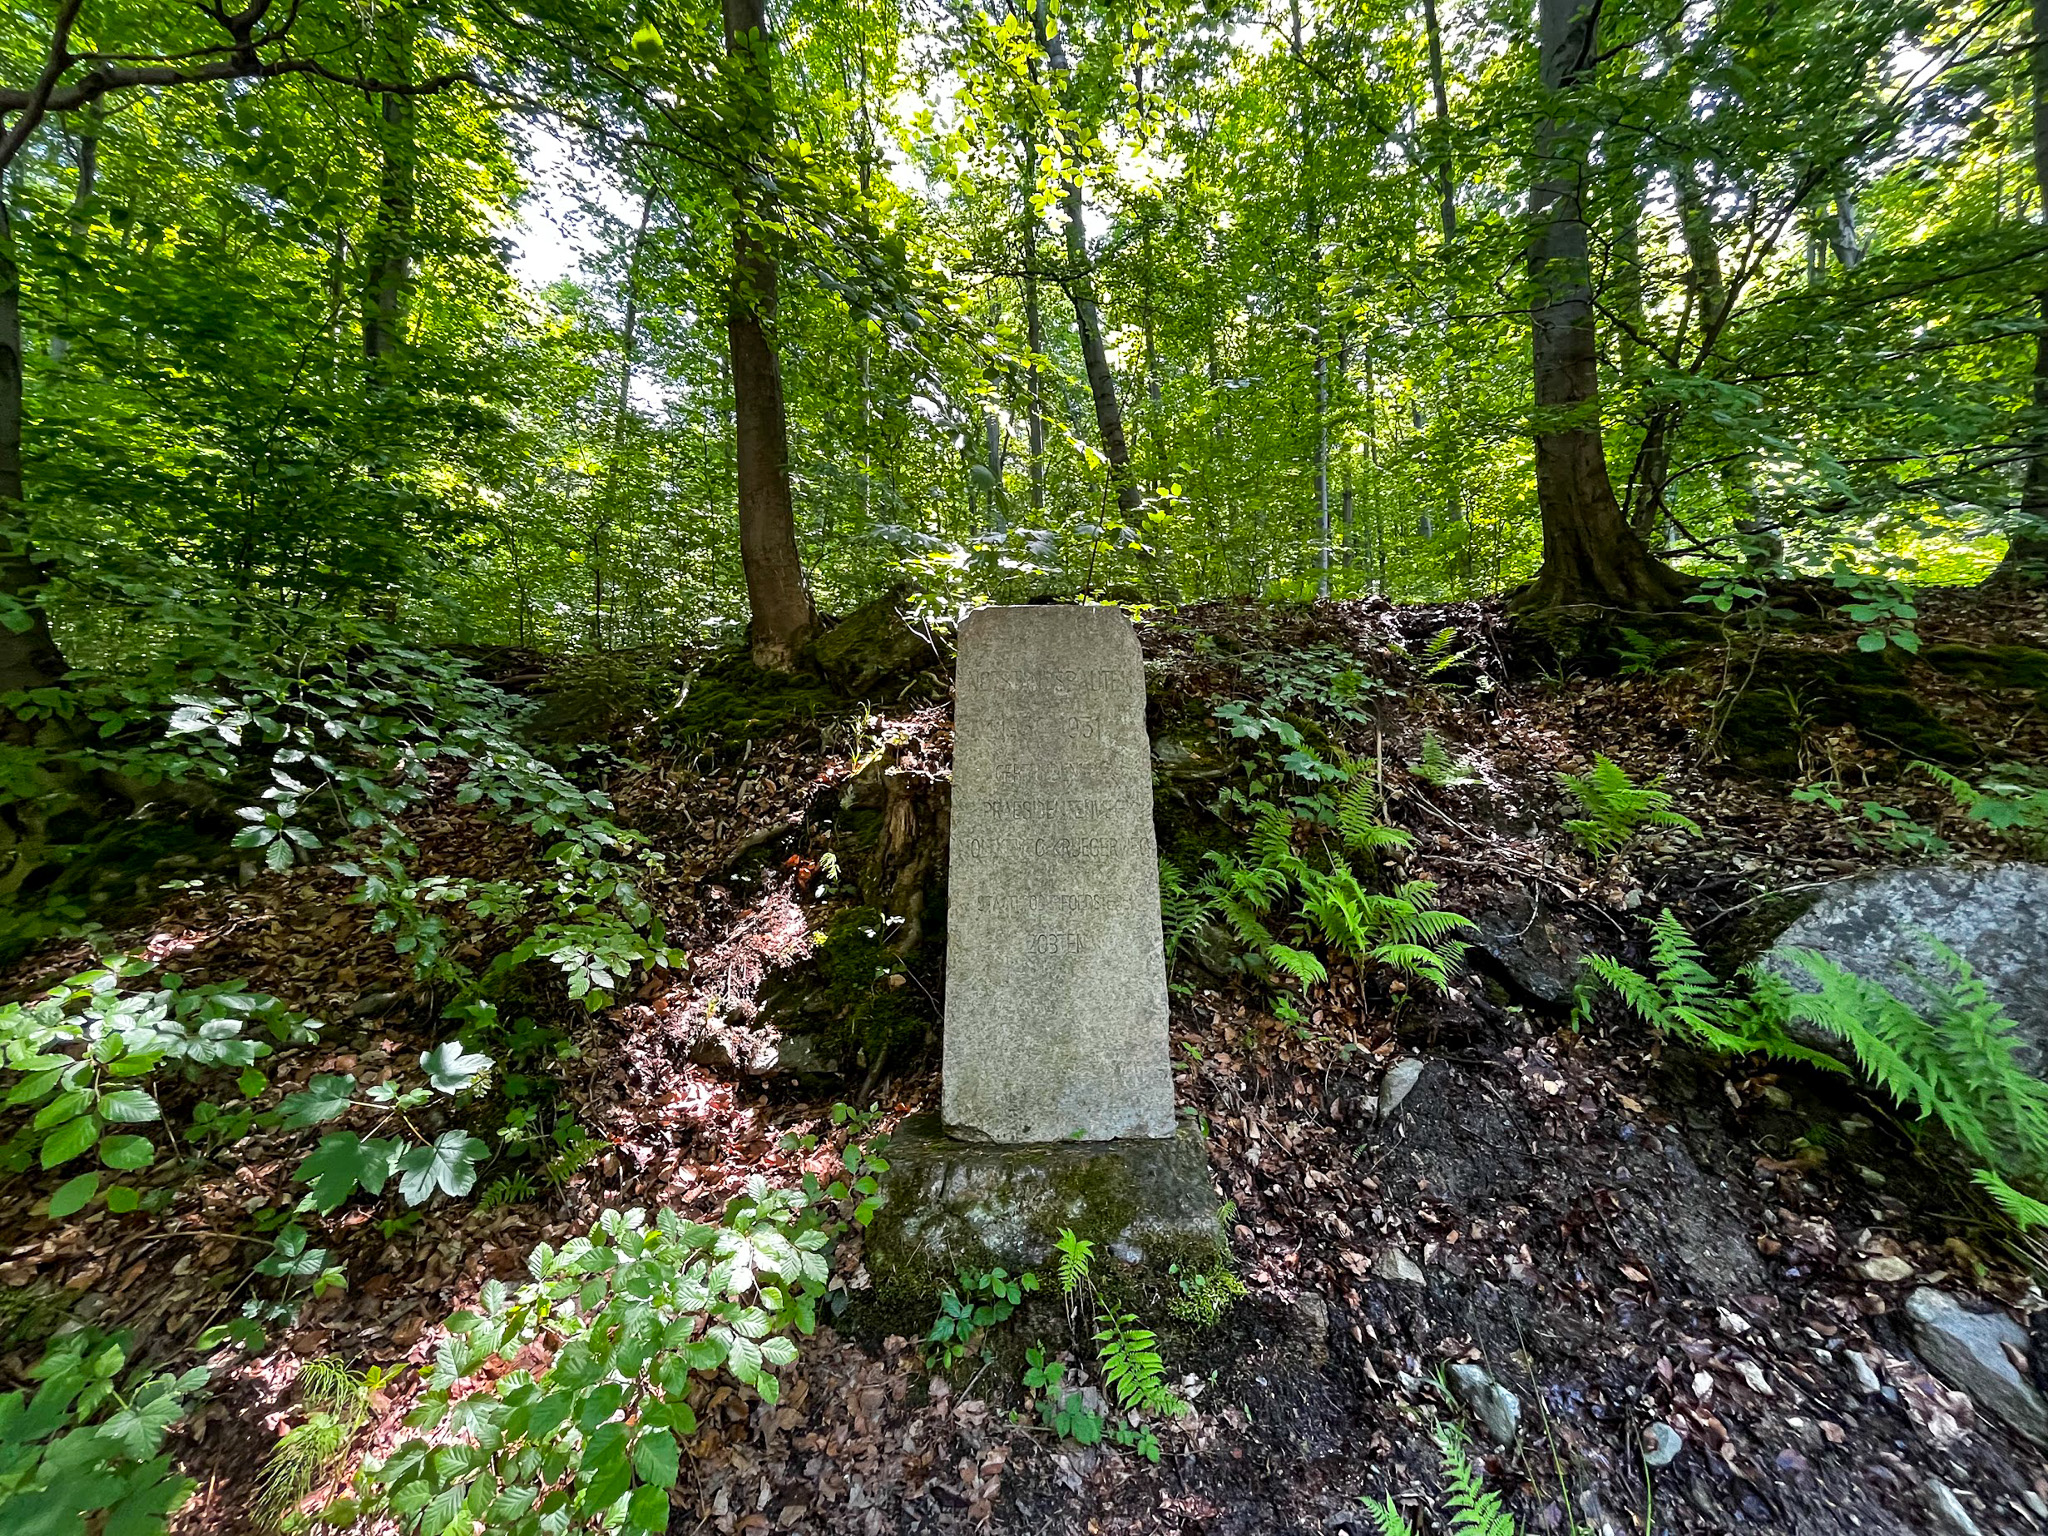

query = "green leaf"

[99,1090,161,1124]
[398,1131,489,1205]
[41,1115,101,1167]
[297,1133,400,1213]
[106,1185,140,1213]
[632,1428,679,1488]
[99,1135,156,1170]
[48,1171,99,1217]
[420,1043,493,1095]
[626,1483,670,1531]
[277,1073,356,1128]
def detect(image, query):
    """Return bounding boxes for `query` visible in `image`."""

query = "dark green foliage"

[664,648,847,752]
[1585,912,2048,1235]
[924,1267,1038,1370]
[0,1331,209,1534]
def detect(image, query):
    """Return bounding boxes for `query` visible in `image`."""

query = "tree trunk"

[1033,0,1140,520]
[593,190,654,650]
[725,0,818,669]
[1420,0,1457,243]
[0,205,66,706]
[1513,0,1683,618]
[1998,0,2048,582]
[49,111,97,364]
[361,3,416,363]
[1022,142,1047,517]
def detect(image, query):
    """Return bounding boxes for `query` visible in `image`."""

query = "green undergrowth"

[327,1110,889,1535]
[1583,910,2048,1241]
[662,647,848,754]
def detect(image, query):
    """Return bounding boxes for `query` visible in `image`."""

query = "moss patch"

[755,905,932,1073]
[1717,646,1977,777]
[859,1116,1226,1328]
[1920,642,2048,698]
[663,647,847,754]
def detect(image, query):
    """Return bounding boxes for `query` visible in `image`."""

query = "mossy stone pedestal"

[865,1115,1222,1303]
[866,605,1220,1307]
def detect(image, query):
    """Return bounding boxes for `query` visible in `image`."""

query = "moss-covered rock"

[1716,646,1977,776]
[1920,642,2048,698]
[861,1115,1225,1316]
[754,905,932,1076]
[812,587,943,699]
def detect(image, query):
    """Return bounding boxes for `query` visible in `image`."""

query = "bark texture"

[724,0,819,669]
[1513,0,1683,617]
[1995,0,2048,583]
[361,3,416,363]
[1033,0,1141,520]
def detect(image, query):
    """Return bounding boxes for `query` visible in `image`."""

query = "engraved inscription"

[942,605,1175,1143]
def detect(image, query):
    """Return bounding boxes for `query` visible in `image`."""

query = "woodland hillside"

[5,0,2048,1531]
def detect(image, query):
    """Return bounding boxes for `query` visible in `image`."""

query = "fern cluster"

[1584,912,2048,1234]
[1365,1429,1517,1536]
[1408,731,1478,789]
[1557,754,1700,856]
[1162,760,1470,994]
[1051,1229,1186,1420]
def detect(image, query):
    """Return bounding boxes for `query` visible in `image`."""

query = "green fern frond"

[1974,1168,2048,1231]
[1369,942,1459,989]
[1558,754,1701,857]
[1249,802,1296,871]
[1055,1229,1094,1299]
[1409,732,1478,789]
[1436,1428,1517,1536]
[1265,944,1330,988]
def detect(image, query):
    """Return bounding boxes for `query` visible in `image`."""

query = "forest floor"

[6,588,2048,1534]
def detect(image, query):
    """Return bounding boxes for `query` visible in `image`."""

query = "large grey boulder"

[1904,1287,2048,1447]
[1761,864,2048,1067]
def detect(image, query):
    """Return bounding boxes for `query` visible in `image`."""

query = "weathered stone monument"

[867,605,1219,1292]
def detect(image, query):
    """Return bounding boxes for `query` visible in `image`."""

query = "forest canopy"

[2,0,2041,680]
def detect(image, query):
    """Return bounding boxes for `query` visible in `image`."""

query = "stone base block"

[863,1115,1222,1300]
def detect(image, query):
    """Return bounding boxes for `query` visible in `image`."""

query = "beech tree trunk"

[0,206,66,707]
[1513,0,1683,617]
[725,0,818,669]
[1021,140,1047,516]
[1033,0,1141,520]
[361,3,416,363]
[1420,0,1457,243]
[1996,0,2048,582]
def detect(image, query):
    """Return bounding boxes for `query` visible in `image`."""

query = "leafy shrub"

[925,1268,1038,1371]
[1583,912,2048,1233]
[0,956,322,1217]
[9,628,679,1015]
[0,1330,209,1535]
[1556,754,1700,856]
[349,1120,887,1536]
